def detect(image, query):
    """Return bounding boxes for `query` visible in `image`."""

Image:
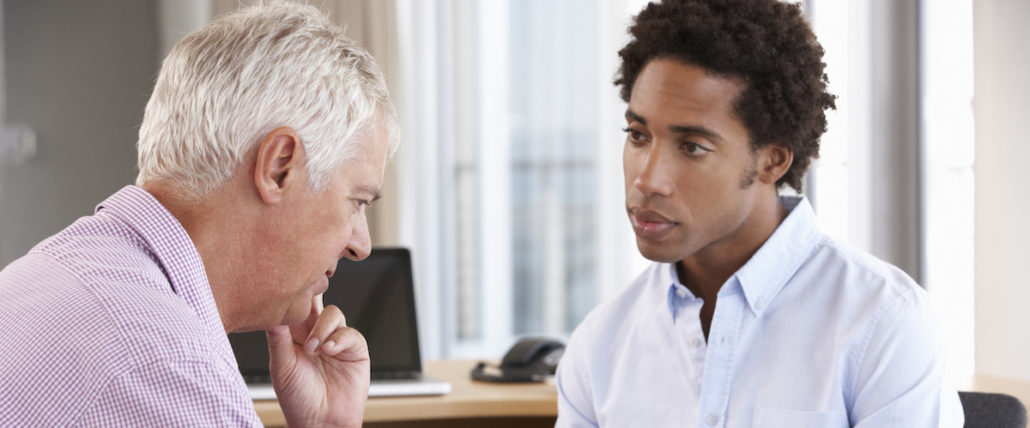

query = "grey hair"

[136,0,398,197]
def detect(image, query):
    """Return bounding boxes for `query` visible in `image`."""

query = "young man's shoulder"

[806,235,927,304]
[567,262,667,350]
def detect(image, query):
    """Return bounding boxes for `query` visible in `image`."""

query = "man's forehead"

[632,59,744,100]
[628,60,745,121]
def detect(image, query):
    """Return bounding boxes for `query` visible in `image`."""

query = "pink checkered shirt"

[0,186,262,426]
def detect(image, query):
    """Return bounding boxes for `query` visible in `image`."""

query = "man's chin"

[280,304,312,326]
[636,240,688,264]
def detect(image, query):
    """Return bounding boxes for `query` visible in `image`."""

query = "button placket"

[675,292,707,385]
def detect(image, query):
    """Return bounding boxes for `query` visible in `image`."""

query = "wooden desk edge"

[255,359,557,425]
[258,366,1030,425]
[256,399,557,425]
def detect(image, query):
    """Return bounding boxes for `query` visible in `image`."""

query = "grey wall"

[973,0,1030,380]
[1,0,158,264]
[869,0,922,282]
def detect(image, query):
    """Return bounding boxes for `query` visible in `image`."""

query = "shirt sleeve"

[75,358,263,427]
[850,293,965,427]
[555,332,600,428]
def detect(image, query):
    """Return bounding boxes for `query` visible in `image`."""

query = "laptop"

[228,247,452,399]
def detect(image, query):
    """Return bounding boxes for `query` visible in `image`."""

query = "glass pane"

[455,163,480,340]
[509,0,599,335]
[921,0,974,376]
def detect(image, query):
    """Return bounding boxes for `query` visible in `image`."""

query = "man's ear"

[253,127,305,205]
[756,143,793,185]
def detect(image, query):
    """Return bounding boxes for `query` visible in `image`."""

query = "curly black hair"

[616,0,836,191]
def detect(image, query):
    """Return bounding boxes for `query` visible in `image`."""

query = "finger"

[319,325,369,360]
[303,304,346,355]
[313,293,324,315]
[289,297,322,345]
[266,324,296,369]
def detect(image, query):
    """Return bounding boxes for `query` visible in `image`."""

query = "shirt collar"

[95,186,225,337]
[734,195,822,316]
[660,196,822,319]
[655,262,689,321]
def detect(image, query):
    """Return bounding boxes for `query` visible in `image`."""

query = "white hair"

[136,0,398,197]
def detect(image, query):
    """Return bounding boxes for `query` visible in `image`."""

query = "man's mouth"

[629,208,677,239]
[315,270,334,294]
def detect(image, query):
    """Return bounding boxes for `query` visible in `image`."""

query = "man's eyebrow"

[626,109,725,142]
[669,124,724,142]
[357,185,382,202]
[625,109,647,125]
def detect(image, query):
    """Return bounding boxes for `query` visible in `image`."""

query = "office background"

[0,0,1027,386]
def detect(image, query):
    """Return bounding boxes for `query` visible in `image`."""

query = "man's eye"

[682,142,711,155]
[622,127,647,144]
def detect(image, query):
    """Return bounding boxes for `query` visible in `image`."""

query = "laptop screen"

[228,247,424,377]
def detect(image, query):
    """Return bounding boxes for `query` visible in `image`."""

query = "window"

[395,0,647,358]
[806,0,975,376]
[920,0,975,376]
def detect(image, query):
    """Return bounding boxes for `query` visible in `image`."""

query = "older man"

[0,2,395,427]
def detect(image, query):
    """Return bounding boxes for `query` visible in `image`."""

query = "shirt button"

[688,337,701,347]
[755,301,765,310]
[676,288,688,299]
[705,414,720,425]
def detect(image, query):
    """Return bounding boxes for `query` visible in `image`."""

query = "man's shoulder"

[807,236,924,300]
[782,236,930,335]
[0,251,231,426]
[568,263,666,347]
[2,250,219,357]
[15,207,225,360]
[33,211,163,279]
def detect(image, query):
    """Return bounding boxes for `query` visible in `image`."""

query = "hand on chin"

[267,294,370,428]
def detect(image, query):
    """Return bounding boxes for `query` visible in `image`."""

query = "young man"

[555,0,964,426]
[0,2,397,426]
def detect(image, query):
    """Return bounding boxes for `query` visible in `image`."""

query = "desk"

[254,359,557,428]
[255,362,1030,427]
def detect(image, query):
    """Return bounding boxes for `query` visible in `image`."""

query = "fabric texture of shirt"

[0,186,261,427]
[555,196,964,427]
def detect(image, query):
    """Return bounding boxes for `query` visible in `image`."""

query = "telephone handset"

[470,337,565,383]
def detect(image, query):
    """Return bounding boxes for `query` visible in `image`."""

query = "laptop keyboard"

[371,371,419,381]
[245,372,419,383]
[243,374,272,384]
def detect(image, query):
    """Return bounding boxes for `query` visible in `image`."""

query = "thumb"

[289,294,323,345]
[266,324,296,370]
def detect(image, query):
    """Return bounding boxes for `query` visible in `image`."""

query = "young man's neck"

[676,192,789,302]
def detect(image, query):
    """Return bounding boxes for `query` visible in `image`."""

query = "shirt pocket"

[754,407,846,428]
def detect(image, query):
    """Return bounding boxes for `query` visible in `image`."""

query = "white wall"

[0,0,158,265]
[973,0,1030,380]
[0,1,400,267]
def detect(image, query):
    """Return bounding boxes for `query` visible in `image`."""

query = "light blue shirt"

[555,196,964,427]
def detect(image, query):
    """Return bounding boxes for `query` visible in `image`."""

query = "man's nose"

[634,144,674,197]
[342,215,372,261]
